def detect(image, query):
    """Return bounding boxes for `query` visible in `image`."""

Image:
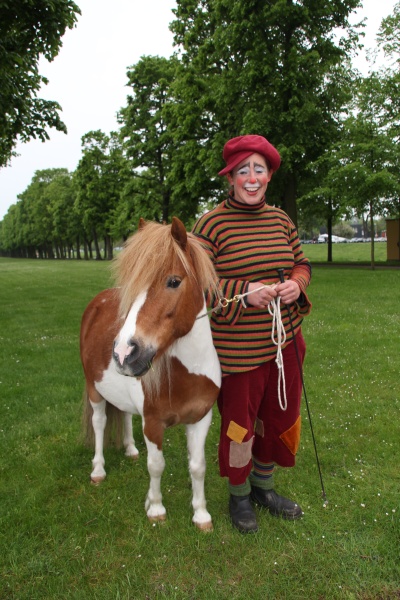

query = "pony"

[80,217,221,530]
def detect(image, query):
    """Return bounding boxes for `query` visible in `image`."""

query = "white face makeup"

[227,152,271,205]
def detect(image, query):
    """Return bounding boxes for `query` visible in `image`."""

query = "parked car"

[317,234,348,243]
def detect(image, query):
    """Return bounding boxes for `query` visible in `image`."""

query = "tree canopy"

[0,168,75,258]
[170,0,363,225]
[118,55,179,224]
[0,0,80,167]
[1,0,399,264]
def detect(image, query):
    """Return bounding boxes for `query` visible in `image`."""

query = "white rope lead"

[201,284,288,411]
[237,285,287,411]
[268,298,287,411]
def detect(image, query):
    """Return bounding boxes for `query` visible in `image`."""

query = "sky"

[0,0,397,220]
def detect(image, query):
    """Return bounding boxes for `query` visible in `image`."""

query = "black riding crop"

[277,268,328,505]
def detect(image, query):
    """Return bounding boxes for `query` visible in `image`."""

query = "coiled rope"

[238,285,287,411]
[199,284,288,411]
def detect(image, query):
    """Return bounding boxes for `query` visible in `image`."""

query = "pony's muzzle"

[113,338,156,377]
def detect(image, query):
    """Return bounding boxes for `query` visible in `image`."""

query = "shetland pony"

[80,217,221,529]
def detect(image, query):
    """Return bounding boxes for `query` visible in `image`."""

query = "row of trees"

[1,0,399,263]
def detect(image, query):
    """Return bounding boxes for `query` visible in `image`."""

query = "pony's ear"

[171,217,187,250]
[138,218,146,230]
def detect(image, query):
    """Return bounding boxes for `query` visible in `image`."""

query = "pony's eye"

[167,276,182,289]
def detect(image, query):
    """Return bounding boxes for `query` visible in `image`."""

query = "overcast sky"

[0,0,397,220]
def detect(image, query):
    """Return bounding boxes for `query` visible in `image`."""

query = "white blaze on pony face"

[114,291,147,366]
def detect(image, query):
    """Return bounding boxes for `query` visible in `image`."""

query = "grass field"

[300,241,388,264]
[0,257,399,600]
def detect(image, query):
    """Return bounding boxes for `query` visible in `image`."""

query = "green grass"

[0,257,399,600]
[302,241,389,264]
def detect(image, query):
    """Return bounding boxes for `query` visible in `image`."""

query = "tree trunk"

[327,213,333,263]
[93,229,102,260]
[162,189,170,224]
[76,236,81,259]
[362,214,369,238]
[280,173,298,228]
[370,203,375,270]
[83,239,89,260]
[105,235,113,260]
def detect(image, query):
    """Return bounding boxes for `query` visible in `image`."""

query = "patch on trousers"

[279,416,302,456]
[229,436,254,468]
[227,420,248,444]
[255,417,264,438]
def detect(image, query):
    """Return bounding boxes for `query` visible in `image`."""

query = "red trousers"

[217,331,306,486]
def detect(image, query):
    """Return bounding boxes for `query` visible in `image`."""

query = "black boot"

[229,494,258,533]
[250,487,303,520]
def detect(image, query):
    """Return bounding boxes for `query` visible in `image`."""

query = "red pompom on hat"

[218,134,281,176]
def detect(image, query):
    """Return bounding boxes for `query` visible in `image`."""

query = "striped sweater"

[192,195,312,375]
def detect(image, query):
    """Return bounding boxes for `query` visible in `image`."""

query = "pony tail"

[81,385,94,447]
[103,403,124,449]
[81,386,124,449]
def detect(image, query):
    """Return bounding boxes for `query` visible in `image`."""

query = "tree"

[170,0,362,226]
[332,221,354,238]
[118,55,180,224]
[298,148,348,261]
[0,0,80,167]
[336,4,400,267]
[45,170,78,258]
[375,1,400,222]
[377,1,400,61]
[298,3,400,266]
[0,168,72,257]
[334,111,399,267]
[0,203,25,257]
[75,130,127,259]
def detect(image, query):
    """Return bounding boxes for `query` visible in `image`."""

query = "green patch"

[0,257,399,599]
[304,240,390,264]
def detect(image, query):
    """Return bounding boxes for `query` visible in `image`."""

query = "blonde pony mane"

[113,220,219,319]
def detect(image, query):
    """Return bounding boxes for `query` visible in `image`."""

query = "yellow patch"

[279,416,302,456]
[227,420,248,444]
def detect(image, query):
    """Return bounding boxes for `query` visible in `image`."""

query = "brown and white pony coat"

[80,217,221,529]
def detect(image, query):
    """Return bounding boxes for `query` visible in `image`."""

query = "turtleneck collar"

[226,194,266,212]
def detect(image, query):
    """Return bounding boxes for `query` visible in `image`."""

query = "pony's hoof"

[148,514,167,524]
[126,452,139,461]
[125,445,139,459]
[195,521,213,532]
[90,475,105,485]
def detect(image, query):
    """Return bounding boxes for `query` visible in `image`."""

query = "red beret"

[218,134,281,176]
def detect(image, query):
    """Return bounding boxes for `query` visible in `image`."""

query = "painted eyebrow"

[237,161,267,170]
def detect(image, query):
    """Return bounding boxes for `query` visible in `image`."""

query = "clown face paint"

[227,152,271,206]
